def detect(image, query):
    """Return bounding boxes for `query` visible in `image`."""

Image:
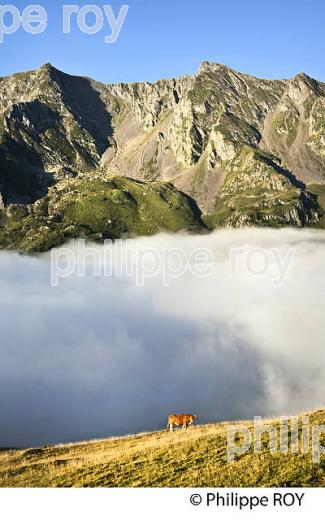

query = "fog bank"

[0,228,324,446]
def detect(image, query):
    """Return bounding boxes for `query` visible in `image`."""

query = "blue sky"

[1,0,325,83]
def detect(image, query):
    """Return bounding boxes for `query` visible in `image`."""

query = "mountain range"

[0,61,325,251]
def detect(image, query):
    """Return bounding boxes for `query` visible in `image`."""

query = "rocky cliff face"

[0,61,324,248]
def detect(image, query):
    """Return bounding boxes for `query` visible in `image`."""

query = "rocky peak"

[40,62,55,72]
[293,72,311,82]
[197,61,231,76]
[287,71,323,103]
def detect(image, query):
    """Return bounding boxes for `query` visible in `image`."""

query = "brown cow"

[167,414,197,431]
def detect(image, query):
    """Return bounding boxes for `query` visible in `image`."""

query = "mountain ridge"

[4,60,325,85]
[0,61,325,251]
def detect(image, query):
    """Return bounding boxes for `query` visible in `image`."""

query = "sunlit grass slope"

[1,410,325,487]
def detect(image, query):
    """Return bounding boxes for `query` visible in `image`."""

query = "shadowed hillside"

[1,410,325,487]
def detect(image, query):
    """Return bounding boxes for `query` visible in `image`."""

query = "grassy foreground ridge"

[1,410,325,487]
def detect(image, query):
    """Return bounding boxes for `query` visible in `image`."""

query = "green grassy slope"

[0,176,205,252]
[1,410,324,488]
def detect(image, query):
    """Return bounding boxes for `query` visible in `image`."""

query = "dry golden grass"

[1,410,325,488]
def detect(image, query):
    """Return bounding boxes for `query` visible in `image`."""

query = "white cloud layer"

[0,228,325,446]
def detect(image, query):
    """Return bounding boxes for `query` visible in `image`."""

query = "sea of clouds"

[0,228,325,446]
